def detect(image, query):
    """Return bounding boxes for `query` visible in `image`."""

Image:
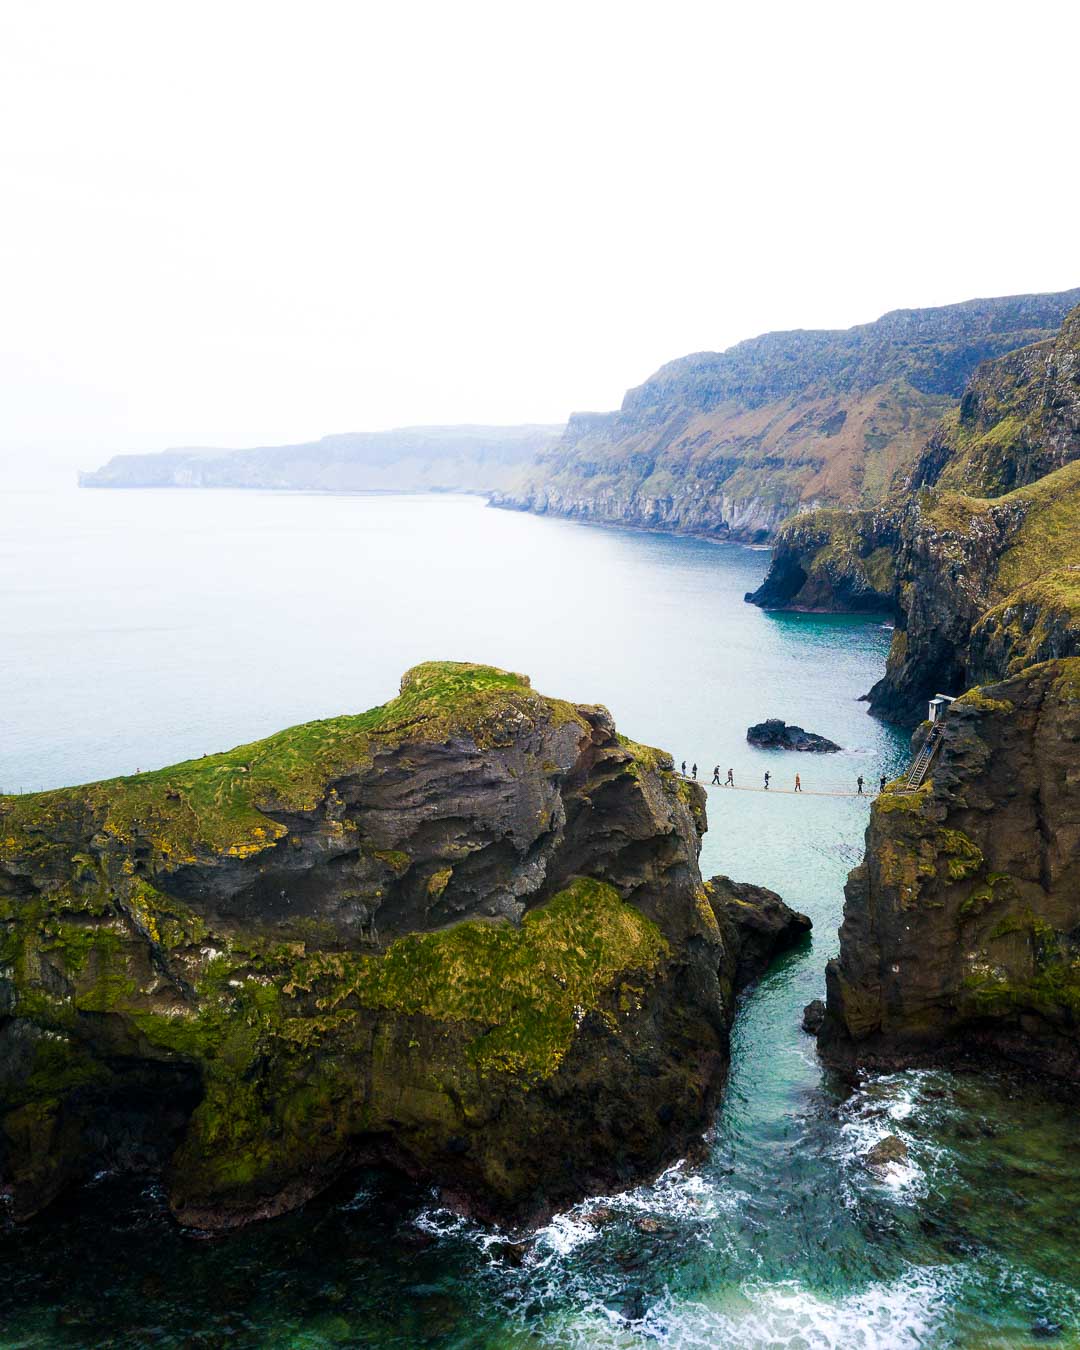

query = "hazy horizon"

[11,278,1080,489]
[2,0,1079,487]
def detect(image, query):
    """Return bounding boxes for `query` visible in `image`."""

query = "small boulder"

[864,1135,909,1178]
[747,719,842,753]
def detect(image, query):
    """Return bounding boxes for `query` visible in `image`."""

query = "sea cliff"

[80,424,562,495]
[750,303,1080,722]
[820,661,1080,1081]
[769,304,1080,1082]
[0,662,808,1229]
[496,290,1079,541]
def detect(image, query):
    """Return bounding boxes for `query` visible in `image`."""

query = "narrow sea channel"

[2,487,1077,1347]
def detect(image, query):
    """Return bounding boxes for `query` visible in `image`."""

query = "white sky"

[1,0,1078,480]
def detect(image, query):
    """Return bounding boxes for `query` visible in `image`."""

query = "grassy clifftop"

[1,662,584,865]
[991,459,1080,593]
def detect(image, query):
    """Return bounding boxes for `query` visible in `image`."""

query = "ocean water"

[1,487,1078,1348]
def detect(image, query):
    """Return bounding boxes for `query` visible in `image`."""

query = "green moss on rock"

[287,878,668,1078]
[938,829,984,881]
[953,688,1015,716]
[0,661,763,1228]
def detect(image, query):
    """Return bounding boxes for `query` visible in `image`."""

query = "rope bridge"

[680,717,949,800]
[677,777,879,799]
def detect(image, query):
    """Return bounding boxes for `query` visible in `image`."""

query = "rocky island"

[746,720,841,753]
[0,661,809,1229]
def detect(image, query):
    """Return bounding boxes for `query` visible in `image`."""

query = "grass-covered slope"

[1,662,580,864]
[0,661,809,1229]
[912,303,1080,496]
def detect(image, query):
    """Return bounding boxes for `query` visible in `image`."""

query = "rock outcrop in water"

[0,662,809,1229]
[819,661,1080,1082]
[746,720,841,753]
[495,290,1080,542]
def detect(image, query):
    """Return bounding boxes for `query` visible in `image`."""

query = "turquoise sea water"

[2,488,1078,1347]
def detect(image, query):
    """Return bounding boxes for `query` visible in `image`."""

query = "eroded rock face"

[706,877,811,985]
[746,720,841,753]
[0,662,808,1229]
[819,660,1080,1080]
[745,506,898,613]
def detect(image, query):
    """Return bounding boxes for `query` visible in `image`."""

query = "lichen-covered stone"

[0,661,808,1228]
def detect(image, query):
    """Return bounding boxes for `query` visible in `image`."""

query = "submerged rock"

[0,661,809,1229]
[490,1239,530,1267]
[746,720,841,753]
[634,1216,673,1235]
[1031,1317,1066,1340]
[863,1134,909,1177]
